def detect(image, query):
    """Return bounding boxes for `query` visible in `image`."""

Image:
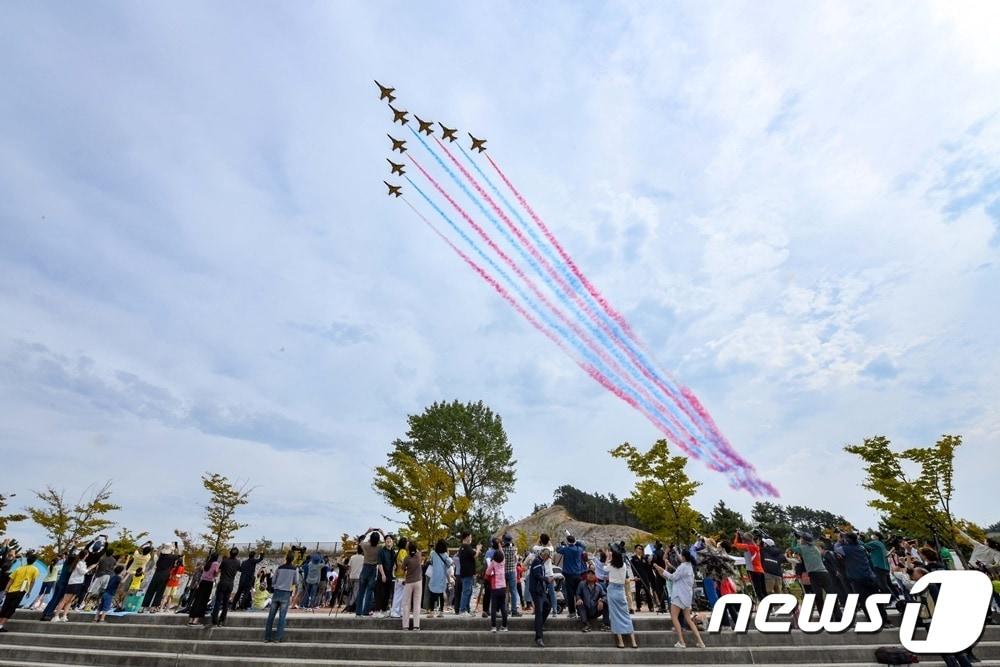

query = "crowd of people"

[2,525,999,656]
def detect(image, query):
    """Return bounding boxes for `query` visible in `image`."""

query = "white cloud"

[1,1,998,546]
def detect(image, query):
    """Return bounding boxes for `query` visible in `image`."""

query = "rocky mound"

[497,505,654,555]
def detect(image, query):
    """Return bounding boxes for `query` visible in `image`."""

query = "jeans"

[459,576,474,613]
[532,592,551,640]
[41,582,66,619]
[505,571,519,614]
[563,574,580,615]
[490,588,508,628]
[303,583,318,608]
[356,564,377,616]
[547,581,556,614]
[264,590,291,641]
[211,583,233,624]
[579,601,608,626]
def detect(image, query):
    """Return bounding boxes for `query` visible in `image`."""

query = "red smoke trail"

[440,139,739,470]
[407,153,706,460]
[402,196,707,467]
[486,154,637,340]
[485,154,774,494]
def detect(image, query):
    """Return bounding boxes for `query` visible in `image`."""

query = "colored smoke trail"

[482,153,774,494]
[425,132,731,468]
[411,129,720,463]
[485,153,637,340]
[405,163,704,460]
[404,180,708,459]
[479,150,723,454]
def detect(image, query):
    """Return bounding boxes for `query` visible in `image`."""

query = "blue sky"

[2,1,999,545]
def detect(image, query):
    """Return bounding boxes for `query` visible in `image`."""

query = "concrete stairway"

[0,610,996,666]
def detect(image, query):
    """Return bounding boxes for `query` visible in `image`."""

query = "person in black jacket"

[142,542,182,613]
[760,538,788,594]
[629,546,657,612]
[211,547,242,626]
[234,551,262,610]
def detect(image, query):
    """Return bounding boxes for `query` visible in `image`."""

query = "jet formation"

[375,80,486,197]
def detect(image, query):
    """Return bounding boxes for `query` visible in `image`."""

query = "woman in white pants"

[390,537,409,618]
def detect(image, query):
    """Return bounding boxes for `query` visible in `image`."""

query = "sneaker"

[581,625,590,633]
[500,627,508,632]
[491,627,497,633]
[511,612,522,617]
[674,641,686,648]
[536,639,545,648]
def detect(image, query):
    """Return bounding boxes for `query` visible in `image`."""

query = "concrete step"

[0,652,997,667]
[12,619,990,647]
[1,632,997,664]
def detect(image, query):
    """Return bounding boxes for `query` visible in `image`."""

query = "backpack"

[874,647,919,665]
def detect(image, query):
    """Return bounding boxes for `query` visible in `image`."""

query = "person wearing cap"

[791,532,841,620]
[760,537,787,595]
[142,542,183,613]
[575,569,608,632]
[557,534,586,618]
[528,548,554,647]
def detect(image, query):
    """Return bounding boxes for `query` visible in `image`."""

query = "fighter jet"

[384,181,402,198]
[415,115,434,136]
[469,133,487,153]
[374,80,396,103]
[386,159,406,176]
[387,134,407,153]
[389,104,409,125]
[439,123,458,143]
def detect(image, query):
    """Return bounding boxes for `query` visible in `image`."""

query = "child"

[124,568,145,613]
[96,565,124,622]
[484,548,508,632]
[163,561,185,610]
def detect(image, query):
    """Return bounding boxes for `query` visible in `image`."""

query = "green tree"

[0,492,28,536]
[551,484,650,529]
[390,400,516,540]
[704,500,745,538]
[107,527,150,555]
[751,501,792,544]
[844,434,961,543]
[373,451,470,547]
[27,481,119,555]
[610,439,701,545]
[786,505,850,540]
[200,473,253,553]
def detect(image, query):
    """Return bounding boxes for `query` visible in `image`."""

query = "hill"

[497,504,654,555]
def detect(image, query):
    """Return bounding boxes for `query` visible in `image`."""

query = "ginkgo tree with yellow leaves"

[373,451,470,548]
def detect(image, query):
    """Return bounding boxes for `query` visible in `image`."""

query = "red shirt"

[167,565,185,587]
[733,539,763,573]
